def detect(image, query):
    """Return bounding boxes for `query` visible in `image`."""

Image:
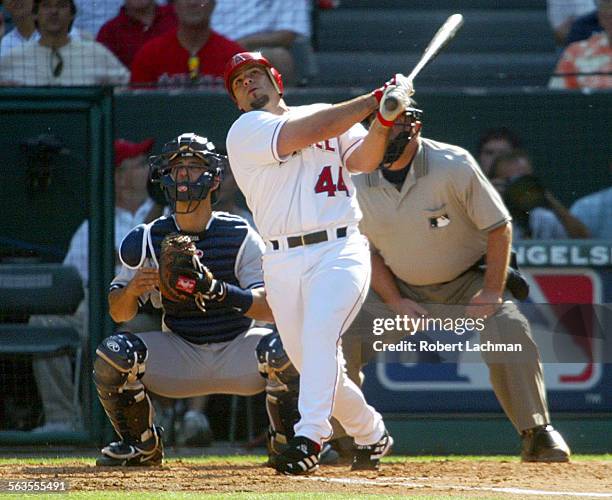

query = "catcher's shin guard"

[256,332,300,457]
[93,332,161,462]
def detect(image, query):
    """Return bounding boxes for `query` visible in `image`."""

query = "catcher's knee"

[256,331,299,385]
[256,331,300,453]
[94,332,148,395]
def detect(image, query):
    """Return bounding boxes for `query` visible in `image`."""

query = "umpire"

[350,102,571,462]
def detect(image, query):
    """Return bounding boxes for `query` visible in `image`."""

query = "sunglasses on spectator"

[51,49,63,78]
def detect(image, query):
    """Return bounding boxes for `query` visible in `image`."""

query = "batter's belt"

[269,226,348,251]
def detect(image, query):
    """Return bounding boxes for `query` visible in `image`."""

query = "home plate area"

[2,458,611,497]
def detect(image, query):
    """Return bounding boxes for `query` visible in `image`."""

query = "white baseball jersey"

[226,103,365,240]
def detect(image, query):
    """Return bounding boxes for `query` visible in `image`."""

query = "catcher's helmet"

[149,133,227,213]
[224,51,284,103]
[380,105,423,169]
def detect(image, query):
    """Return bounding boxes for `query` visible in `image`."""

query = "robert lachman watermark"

[370,314,523,354]
[354,302,611,363]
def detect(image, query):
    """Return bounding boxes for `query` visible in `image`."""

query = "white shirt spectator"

[0,26,83,57]
[211,0,311,40]
[513,207,568,240]
[570,186,612,239]
[547,0,596,31]
[0,38,129,85]
[63,199,155,287]
[72,0,124,38]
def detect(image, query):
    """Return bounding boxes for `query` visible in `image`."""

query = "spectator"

[566,3,603,45]
[476,127,522,178]
[490,150,590,240]
[1,0,37,56]
[96,0,177,68]
[547,0,596,46]
[0,0,129,86]
[130,0,244,88]
[0,0,82,57]
[73,0,124,38]
[30,138,159,433]
[549,0,612,89]
[570,159,612,238]
[211,0,311,84]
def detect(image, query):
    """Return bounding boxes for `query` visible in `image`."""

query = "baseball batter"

[94,133,300,466]
[349,104,571,462]
[223,52,413,474]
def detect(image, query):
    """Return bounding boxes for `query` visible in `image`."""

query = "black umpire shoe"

[351,430,394,471]
[96,426,164,467]
[274,436,321,475]
[521,424,570,462]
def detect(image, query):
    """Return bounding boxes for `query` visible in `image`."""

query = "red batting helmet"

[224,52,284,102]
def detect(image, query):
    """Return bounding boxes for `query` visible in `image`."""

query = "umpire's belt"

[268,226,348,251]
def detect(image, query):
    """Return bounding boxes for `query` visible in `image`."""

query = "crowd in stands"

[0,0,612,89]
[1,0,610,89]
[549,0,612,89]
[0,0,312,87]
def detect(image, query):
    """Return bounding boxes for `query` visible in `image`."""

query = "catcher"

[94,133,300,466]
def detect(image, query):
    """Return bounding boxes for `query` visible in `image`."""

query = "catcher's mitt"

[158,233,218,307]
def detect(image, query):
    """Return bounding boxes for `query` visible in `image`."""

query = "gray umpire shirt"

[354,137,511,286]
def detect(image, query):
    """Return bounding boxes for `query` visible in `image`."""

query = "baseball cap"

[114,138,155,167]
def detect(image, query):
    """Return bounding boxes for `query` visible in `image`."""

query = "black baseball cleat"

[521,424,571,462]
[96,426,164,466]
[274,436,321,475]
[351,430,394,471]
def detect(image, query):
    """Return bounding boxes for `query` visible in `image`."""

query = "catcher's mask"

[149,133,227,214]
[380,106,423,169]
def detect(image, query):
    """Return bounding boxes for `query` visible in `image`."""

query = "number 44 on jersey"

[315,165,349,197]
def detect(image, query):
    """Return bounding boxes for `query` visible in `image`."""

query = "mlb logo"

[521,269,603,390]
[375,269,603,392]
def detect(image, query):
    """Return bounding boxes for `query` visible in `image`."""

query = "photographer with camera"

[490,150,590,240]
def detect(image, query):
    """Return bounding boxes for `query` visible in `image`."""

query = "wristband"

[223,283,254,313]
[376,111,394,127]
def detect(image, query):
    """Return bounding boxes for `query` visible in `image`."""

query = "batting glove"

[372,73,414,103]
[377,85,411,127]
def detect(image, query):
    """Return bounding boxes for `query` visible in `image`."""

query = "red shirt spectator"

[97,3,177,68]
[130,28,244,87]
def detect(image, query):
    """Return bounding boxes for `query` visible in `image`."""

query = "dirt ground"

[1,459,611,498]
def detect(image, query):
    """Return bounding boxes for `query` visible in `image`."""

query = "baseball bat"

[384,13,464,111]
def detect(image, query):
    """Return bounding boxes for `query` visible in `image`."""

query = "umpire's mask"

[380,106,423,169]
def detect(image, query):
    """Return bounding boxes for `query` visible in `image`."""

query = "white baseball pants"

[262,228,385,445]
